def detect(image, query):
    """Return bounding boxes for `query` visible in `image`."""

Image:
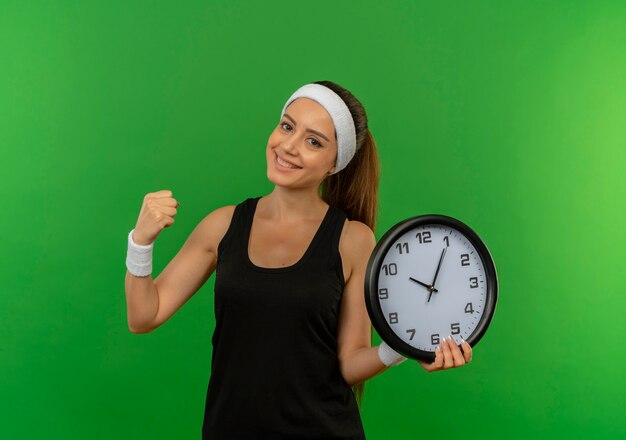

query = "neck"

[261,185,328,222]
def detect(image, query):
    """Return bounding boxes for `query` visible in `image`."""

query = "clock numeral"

[395,242,409,254]
[451,323,460,335]
[378,288,389,299]
[416,231,432,244]
[465,302,475,314]
[460,254,470,266]
[469,277,478,288]
[389,312,398,324]
[406,328,416,341]
[431,334,440,345]
[443,236,449,247]
[382,263,398,276]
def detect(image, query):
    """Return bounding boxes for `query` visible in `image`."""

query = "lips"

[275,152,302,169]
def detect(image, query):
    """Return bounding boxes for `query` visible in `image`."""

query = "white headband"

[280,83,357,174]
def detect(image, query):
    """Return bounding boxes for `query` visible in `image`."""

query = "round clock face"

[365,215,498,362]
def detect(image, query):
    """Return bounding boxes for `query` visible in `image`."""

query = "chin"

[266,168,292,187]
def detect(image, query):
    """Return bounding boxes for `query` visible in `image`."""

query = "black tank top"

[202,196,366,439]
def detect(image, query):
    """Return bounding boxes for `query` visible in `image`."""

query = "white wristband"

[377,341,407,367]
[126,228,154,277]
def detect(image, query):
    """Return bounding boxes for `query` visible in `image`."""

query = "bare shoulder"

[338,219,377,282]
[194,204,237,258]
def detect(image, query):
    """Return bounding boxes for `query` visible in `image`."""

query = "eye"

[308,138,322,147]
[280,122,323,148]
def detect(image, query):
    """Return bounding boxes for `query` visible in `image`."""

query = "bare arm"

[336,220,386,386]
[125,205,235,333]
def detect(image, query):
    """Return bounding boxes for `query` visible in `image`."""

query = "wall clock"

[365,214,498,362]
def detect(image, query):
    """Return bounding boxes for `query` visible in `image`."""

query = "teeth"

[277,154,299,169]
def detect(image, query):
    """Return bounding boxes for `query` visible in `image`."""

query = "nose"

[281,135,299,156]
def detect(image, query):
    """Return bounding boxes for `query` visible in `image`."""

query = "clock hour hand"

[409,277,438,292]
[431,247,447,288]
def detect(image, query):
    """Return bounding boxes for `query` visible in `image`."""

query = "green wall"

[1,0,624,438]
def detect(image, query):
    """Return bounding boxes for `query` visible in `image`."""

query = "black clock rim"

[365,214,498,363]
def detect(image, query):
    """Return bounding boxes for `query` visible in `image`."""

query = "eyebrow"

[283,113,331,142]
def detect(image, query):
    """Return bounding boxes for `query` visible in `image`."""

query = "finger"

[448,335,465,367]
[417,359,433,372]
[148,198,179,210]
[146,190,172,200]
[433,345,444,370]
[157,214,175,227]
[421,345,443,372]
[441,337,454,368]
[154,190,173,197]
[461,338,473,363]
[156,206,178,216]
[154,198,179,207]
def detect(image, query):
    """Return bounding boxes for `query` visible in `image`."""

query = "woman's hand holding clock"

[416,336,473,373]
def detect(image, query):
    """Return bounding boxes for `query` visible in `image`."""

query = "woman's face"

[266,97,338,189]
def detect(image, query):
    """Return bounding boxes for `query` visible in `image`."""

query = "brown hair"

[315,80,380,410]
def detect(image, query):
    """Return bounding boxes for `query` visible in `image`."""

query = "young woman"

[125,81,473,439]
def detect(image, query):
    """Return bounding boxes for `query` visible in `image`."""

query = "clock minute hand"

[431,247,447,288]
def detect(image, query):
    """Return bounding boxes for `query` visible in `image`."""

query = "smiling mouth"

[275,152,302,169]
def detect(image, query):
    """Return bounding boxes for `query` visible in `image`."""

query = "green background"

[1,0,624,438]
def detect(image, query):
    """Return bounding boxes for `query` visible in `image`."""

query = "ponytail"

[321,129,379,232]
[316,80,381,410]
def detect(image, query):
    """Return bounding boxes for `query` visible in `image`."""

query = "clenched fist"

[132,190,180,245]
